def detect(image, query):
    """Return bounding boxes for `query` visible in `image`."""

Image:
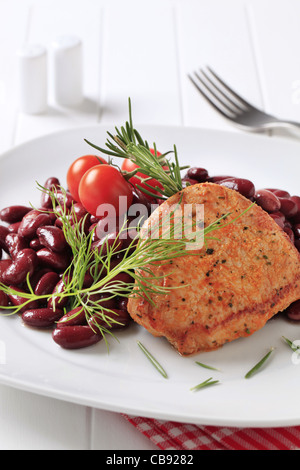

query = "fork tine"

[189,72,237,118]
[206,66,254,110]
[195,70,242,115]
[200,68,246,113]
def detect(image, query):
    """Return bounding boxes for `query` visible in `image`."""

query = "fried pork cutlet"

[127,183,300,356]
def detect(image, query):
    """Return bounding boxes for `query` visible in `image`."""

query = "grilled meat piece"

[127,183,300,355]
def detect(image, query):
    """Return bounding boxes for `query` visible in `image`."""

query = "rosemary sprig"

[190,377,220,392]
[244,347,275,379]
[137,341,168,378]
[84,97,188,200]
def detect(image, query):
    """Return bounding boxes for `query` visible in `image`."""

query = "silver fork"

[188,66,300,133]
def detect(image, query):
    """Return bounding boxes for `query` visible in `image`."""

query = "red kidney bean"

[56,306,87,327]
[109,271,134,287]
[117,297,129,312]
[0,259,12,284]
[294,239,300,252]
[90,215,100,224]
[88,223,99,242]
[8,286,39,312]
[55,191,75,209]
[29,238,44,250]
[290,195,300,211]
[254,189,281,213]
[82,270,94,288]
[29,267,52,290]
[268,211,285,229]
[218,177,255,199]
[285,300,300,321]
[208,175,236,183]
[36,247,70,272]
[0,205,32,224]
[47,276,70,309]
[290,196,300,223]
[18,210,53,240]
[36,225,67,253]
[22,307,63,328]
[54,217,64,229]
[52,325,101,349]
[0,290,9,307]
[131,187,154,212]
[5,232,28,259]
[34,271,60,296]
[71,203,88,222]
[40,177,61,209]
[7,222,22,233]
[283,226,295,244]
[267,188,291,198]
[71,215,90,235]
[182,178,199,187]
[2,248,38,285]
[88,308,131,331]
[0,225,9,253]
[186,167,209,182]
[87,292,117,310]
[293,223,300,239]
[284,220,292,229]
[96,217,119,240]
[121,228,139,254]
[278,197,298,219]
[92,232,123,257]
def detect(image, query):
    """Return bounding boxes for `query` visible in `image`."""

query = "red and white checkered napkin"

[123,415,300,450]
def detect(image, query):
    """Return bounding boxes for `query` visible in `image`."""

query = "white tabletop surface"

[0,0,300,450]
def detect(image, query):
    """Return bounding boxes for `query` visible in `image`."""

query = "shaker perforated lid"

[17,44,47,114]
[51,35,83,107]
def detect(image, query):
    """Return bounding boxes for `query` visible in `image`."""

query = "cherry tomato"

[78,164,133,217]
[121,148,165,199]
[67,154,107,202]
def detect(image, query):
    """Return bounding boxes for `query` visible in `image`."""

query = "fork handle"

[278,120,300,131]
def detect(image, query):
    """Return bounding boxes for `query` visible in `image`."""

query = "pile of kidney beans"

[0,176,153,349]
[0,168,299,351]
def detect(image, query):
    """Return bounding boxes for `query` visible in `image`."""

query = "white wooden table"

[0,0,299,450]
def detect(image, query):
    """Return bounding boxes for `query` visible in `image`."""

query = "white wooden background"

[0,0,299,450]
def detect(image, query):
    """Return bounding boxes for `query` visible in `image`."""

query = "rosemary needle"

[244,347,274,379]
[282,336,300,352]
[137,341,168,378]
[190,377,219,392]
[195,361,220,371]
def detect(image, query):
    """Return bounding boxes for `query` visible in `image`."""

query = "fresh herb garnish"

[244,347,274,379]
[195,361,220,371]
[84,97,188,200]
[282,336,300,352]
[137,340,168,378]
[190,377,220,392]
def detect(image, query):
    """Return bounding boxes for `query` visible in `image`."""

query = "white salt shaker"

[17,44,47,114]
[51,35,83,107]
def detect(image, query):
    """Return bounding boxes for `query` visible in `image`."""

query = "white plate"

[0,125,300,428]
